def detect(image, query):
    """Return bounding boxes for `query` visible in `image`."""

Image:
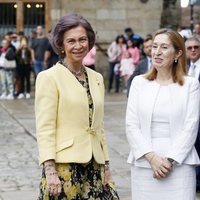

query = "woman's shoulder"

[133,74,149,84]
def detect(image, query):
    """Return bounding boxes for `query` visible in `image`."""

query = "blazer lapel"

[139,80,160,138]
[85,68,102,127]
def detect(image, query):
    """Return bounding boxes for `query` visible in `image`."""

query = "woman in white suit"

[126,29,200,200]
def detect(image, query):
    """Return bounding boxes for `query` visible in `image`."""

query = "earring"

[174,58,178,63]
[61,50,64,54]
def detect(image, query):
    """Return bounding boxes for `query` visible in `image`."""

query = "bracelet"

[105,161,110,170]
[167,158,175,165]
[45,171,58,176]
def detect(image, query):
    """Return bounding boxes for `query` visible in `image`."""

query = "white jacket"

[126,75,200,168]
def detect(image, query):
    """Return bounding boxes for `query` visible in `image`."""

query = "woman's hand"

[145,152,172,179]
[44,160,62,196]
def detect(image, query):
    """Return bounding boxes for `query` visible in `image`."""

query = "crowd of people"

[107,28,143,93]
[0,26,59,100]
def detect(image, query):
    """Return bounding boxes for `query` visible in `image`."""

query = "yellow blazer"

[35,62,109,165]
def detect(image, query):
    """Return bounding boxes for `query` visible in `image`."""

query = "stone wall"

[50,0,164,78]
[50,0,163,79]
[51,0,163,41]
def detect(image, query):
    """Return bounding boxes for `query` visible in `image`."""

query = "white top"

[151,86,170,139]
[147,56,152,71]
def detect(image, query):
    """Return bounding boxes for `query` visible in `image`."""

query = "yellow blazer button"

[87,128,96,135]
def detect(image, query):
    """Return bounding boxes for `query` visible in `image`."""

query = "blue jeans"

[33,60,44,76]
[0,69,14,96]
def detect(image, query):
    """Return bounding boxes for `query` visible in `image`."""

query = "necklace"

[62,59,85,77]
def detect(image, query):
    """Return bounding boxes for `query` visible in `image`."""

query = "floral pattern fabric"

[78,69,93,127]
[38,159,105,200]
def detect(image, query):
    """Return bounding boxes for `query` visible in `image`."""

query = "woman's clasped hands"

[44,160,62,197]
[145,152,173,179]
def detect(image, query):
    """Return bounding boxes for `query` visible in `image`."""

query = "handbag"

[0,52,16,69]
[103,182,120,200]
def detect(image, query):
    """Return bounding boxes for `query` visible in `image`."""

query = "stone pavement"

[0,92,131,200]
[0,92,200,200]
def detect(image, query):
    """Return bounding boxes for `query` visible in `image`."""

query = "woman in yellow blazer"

[35,14,115,199]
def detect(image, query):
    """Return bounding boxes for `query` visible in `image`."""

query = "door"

[0,0,51,39]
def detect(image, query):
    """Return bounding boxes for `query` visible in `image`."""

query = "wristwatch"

[167,158,176,165]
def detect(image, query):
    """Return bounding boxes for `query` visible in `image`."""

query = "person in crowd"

[31,25,49,76]
[44,40,59,69]
[35,13,118,199]
[11,32,20,50]
[124,27,144,49]
[178,27,192,42]
[4,32,20,97]
[0,38,16,100]
[4,32,16,52]
[126,39,140,65]
[126,28,200,200]
[194,22,200,41]
[120,51,135,90]
[107,34,126,93]
[82,46,96,70]
[185,36,200,192]
[16,36,32,99]
[127,37,153,96]
[28,30,37,47]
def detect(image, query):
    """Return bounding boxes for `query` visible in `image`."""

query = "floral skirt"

[38,158,105,200]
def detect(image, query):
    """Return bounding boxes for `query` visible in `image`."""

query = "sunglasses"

[187,45,200,50]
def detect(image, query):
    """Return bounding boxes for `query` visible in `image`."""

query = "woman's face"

[63,26,89,64]
[127,40,133,47]
[1,39,9,49]
[118,37,124,44]
[152,34,177,72]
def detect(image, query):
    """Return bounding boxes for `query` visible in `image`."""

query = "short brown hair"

[49,13,95,56]
[145,28,186,85]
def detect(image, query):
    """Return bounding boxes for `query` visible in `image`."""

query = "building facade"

[0,0,183,75]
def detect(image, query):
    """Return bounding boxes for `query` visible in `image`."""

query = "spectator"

[31,26,48,76]
[107,34,126,93]
[126,39,140,65]
[0,38,16,100]
[194,22,200,41]
[82,46,96,70]
[124,27,144,48]
[16,36,32,99]
[120,51,135,90]
[44,41,59,69]
[127,37,153,96]
[11,32,20,50]
[28,30,37,47]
